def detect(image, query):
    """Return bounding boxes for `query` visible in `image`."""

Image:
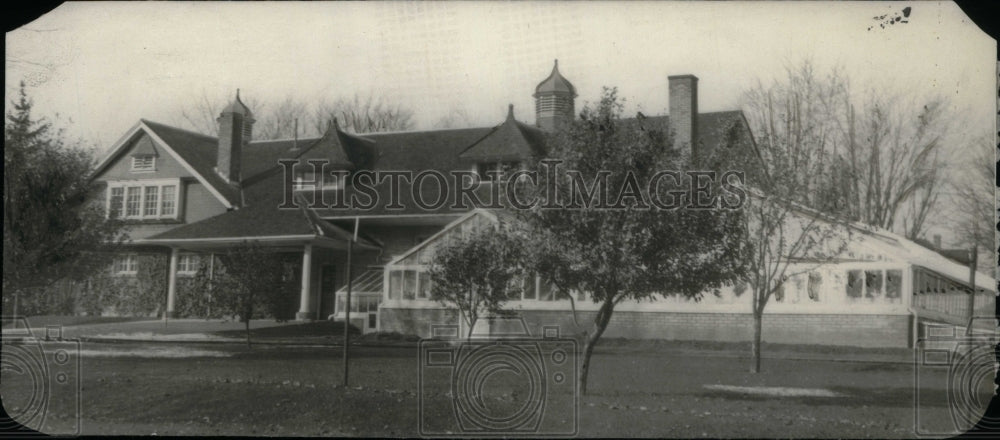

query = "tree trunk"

[467,315,477,341]
[750,310,762,374]
[579,299,615,396]
[245,319,252,350]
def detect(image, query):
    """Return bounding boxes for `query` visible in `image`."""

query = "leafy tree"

[3,81,126,304]
[211,241,291,348]
[517,88,749,395]
[427,225,526,339]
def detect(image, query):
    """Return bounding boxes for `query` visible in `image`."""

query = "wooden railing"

[913,292,996,320]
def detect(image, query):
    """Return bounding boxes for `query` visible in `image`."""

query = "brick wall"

[379,307,460,336]
[379,307,913,348]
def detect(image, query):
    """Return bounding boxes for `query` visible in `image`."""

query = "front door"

[318,264,337,320]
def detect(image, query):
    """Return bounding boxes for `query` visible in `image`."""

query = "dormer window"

[476,161,520,181]
[131,155,156,172]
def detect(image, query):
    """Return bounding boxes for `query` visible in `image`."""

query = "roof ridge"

[140,119,217,141]
[248,136,323,145]
[361,125,494,137]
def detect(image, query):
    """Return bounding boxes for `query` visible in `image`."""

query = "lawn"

[0,341,987,437]
[1,315,154,329]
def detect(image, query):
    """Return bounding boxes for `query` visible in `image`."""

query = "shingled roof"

[136,108,753,238]
[144,172,378,247]
[459,105,546,162]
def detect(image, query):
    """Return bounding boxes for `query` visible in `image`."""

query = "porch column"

[166,248,178,319]
[296,244,314,320]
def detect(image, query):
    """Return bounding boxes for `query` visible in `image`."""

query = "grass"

[597,337,915,357]
[1,340,986,437]
[0,315,154,329]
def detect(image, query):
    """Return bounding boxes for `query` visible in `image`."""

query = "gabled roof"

[141,120,243,206]
[459,105,546,162]
[92,120,238,208]
[297,121,378,169]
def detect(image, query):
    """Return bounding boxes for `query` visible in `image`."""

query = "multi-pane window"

[417,271,431,299]
[402,271,417,300]
[177,253,200,275]
[109,187,124,218]
[161,185,176,216]
[476,161,521,181]
[125,187,142,217]
[112,254,138,275]
[143,186,159,216]
[845,268,902,304]
[131,155,155,172]
[107,180,180,220]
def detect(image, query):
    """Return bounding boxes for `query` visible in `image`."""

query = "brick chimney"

[668,75,698,160]
[216,90,254,183]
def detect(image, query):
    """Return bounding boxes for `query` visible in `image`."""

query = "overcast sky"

[6,1,993,145]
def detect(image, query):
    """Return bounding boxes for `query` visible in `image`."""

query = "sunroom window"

[845,268,902,304]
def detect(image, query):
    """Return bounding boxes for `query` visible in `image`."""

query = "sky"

[4,1,996,242]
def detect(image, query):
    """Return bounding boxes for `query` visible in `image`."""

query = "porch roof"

[140,177,379,250]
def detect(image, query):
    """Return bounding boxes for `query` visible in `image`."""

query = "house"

[91,60,996,346]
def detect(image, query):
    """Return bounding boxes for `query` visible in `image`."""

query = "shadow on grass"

[694,385,931,409]
[212,321,361,339]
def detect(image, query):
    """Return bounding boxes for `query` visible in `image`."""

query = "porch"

[141,234,381,322]
[910,266,996,332]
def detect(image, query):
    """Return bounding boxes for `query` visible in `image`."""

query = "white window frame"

[293,171,344,191]
[112,254,138,276]
[177,253,200,276]
[475,161,522,182]
[843,267,903,305]
[131,155,156,173]
[106,178,182,220]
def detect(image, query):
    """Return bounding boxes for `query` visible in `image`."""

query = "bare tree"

[174,89,262,137]
[950,135,996,275]
[432,106,480,129]
[312,92,414,134]
[849,94,949,238]
[252,95,310,140]
[737,191,852,373]
[741,60,952,239]
[175,91,413,140]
